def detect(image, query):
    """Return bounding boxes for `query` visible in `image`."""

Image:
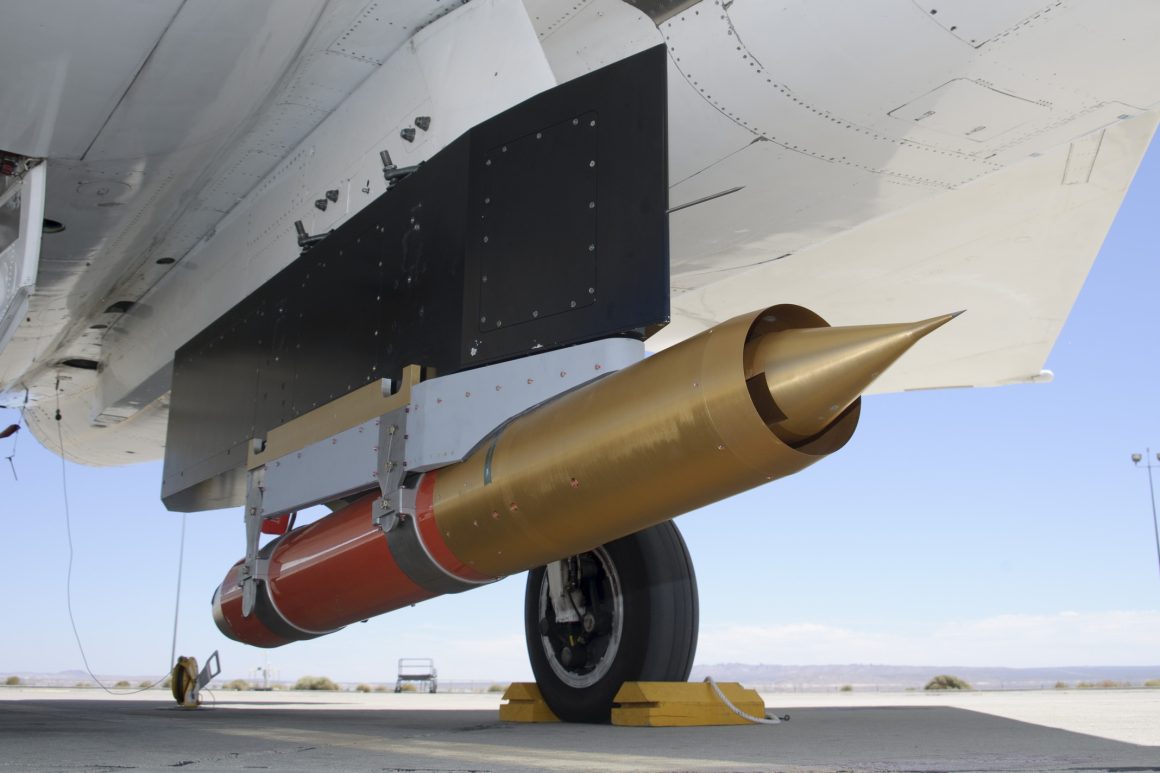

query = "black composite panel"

[162,46,669,511]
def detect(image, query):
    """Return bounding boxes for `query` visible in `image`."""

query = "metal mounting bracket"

[546,559,583,624]
[240,467,266,618]
[373,406,410,531]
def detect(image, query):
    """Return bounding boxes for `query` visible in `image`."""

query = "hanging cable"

[704,676,789,725]
[170,512,187,669]
[55,385,188,695]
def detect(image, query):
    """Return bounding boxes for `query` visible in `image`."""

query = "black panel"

[476,111,599,332]
[462,50,668,364]
[162,46,668,510]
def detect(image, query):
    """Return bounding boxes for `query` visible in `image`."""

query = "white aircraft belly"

[0,0,184,159]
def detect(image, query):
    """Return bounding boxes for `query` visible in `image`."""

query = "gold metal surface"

[746,312,961,444]
[427,305,956,578]
[248,365,421,468]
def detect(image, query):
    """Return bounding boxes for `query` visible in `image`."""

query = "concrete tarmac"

[1,687,1158,772]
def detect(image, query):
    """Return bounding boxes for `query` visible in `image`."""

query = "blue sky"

[2,136,1159,685]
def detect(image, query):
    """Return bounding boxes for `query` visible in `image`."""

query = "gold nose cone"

[745,311,963,443]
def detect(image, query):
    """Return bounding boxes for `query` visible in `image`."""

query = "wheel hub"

[537,548,623,689]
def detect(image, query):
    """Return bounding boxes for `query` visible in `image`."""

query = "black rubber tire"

[524,520,698,723]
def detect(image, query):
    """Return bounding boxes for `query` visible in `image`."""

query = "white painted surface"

[0,164,45,353]
[888,79,1049,143]
[0,0,184,158]
[653,112,1159,394]
[913,1,1063,48]
[408,338,643,471]
[260,418,382,517]
[82,2,328,162]
[414,0,559,151]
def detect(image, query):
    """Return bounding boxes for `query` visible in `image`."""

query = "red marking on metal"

[416,473,491,581]
[261,513,292,535]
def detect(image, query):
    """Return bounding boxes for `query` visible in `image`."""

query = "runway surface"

[2,687,1157,772]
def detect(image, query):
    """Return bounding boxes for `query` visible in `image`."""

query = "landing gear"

[524,521,698,723]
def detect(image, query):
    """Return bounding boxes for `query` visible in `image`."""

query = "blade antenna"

[2,418,19,480]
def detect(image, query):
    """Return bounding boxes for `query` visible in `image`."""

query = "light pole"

[1130,449,1160,581]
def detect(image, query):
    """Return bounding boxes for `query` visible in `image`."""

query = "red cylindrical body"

[213,493,440,647]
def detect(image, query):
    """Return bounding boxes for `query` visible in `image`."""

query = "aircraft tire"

[524,520,698,723]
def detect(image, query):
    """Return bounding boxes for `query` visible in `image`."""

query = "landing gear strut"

[524,521,698,723]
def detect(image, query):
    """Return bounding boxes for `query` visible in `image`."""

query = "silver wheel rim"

[537,546,624,689]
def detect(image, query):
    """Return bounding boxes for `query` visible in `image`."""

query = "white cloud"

[697,610,1160,666]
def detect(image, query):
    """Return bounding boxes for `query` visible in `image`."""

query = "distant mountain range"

[6,665,1160,691]
[690,663,1160,690]
[0,669,161,686]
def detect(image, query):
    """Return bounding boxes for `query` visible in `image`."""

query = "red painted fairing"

[267,493,435,632]
[214,561,292,648]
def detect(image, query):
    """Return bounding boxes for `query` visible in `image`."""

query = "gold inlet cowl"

[745,312,963,444]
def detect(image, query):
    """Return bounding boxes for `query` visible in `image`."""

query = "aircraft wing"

[654,113,1158,393]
